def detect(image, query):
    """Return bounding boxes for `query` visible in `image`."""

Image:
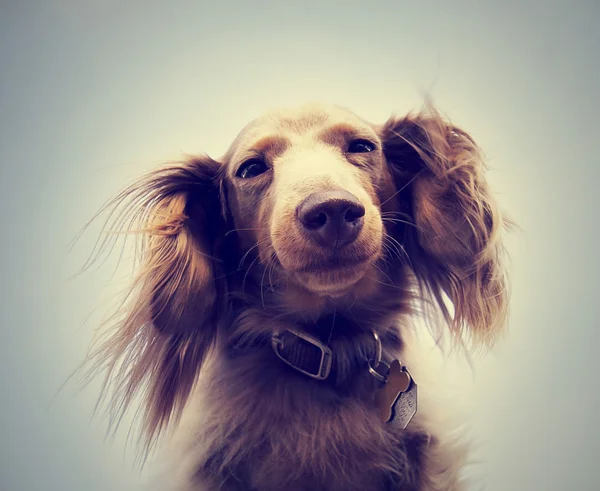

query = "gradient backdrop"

[1,1,598,490]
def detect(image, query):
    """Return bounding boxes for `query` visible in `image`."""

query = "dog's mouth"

[276,246,381,297]
[292,252,375,274]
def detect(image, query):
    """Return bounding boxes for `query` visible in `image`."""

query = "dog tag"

[388,376,417,429]
[374,360,417,428]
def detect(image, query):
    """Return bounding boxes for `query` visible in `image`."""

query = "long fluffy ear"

[82,156,227,453]
[381,105,510,346]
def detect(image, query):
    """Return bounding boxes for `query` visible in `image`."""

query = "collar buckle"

[271,329,333,380]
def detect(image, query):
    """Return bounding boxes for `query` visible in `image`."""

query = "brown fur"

[82,102,509,490]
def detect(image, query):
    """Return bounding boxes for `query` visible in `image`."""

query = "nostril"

[305,211,328,230]
[344,205,365,223]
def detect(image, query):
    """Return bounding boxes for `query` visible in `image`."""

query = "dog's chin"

[289,257,377,298]
[294,271,363,298]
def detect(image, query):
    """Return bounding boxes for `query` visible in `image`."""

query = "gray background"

[1,1,598,490]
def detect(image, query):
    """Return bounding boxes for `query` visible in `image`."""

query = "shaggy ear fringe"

[76,158,224,459]
[383,104,511,348]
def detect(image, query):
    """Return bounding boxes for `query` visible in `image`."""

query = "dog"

[84,102,509,491]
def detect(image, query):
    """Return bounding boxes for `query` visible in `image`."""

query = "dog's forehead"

[262,103,367,131]
[224,104,373,161]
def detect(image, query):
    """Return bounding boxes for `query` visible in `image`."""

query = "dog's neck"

[219,248,411,393]
[225,307,405,395]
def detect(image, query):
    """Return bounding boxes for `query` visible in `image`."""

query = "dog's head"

[223,104,394,305]
[88,102,509,445]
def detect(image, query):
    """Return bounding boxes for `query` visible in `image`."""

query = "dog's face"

[90,102,510,442]
[223,104,394,299]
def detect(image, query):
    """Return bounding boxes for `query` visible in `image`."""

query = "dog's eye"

[347,139,375,153]
[236,159,269,179]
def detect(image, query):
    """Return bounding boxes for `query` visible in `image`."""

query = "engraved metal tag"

[388,377,417,429]
[373,359,417,429]
[374,359,411,423]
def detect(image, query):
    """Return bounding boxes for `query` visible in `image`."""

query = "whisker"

[260,253,277,308]
[381,241,401,263]
[379,171,423,207]
[381,217,423,232]
[225,227,267,237]
[372,263,399,289]
[238,237,270,270]
[242,253,262,297]
[385,234,413,269]
[267,255,280,294]
[382,235,404,262]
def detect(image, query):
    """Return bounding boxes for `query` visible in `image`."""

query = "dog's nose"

[296,190,365,249]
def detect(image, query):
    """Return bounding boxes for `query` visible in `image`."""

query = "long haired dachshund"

[84,102,509,490]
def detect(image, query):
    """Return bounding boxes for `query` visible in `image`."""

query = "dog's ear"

[141,159,226,335]
[380,106,509,346]
[85,156,228,450]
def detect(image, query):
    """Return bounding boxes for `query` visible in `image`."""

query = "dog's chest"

[193,363,426,491]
